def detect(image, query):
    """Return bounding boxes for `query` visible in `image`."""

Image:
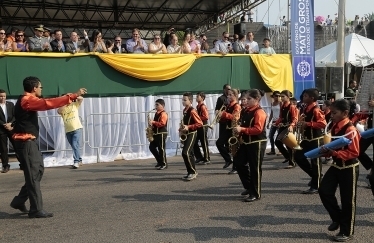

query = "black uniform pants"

[216,124,231,163]
[193,126,210,161]
[149,133,167,166]
[274,127,295,166]
[319,165,359,236]
[0,132,15,167]
[294,139,322,189]
[357,136,374,170]
[234,141,266,198]
[11,140,44,215]
[182,132,197,175]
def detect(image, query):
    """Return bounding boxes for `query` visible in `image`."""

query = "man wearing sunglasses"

[27,25,52,52]
[214,31,233,55]
[112,36,127,53]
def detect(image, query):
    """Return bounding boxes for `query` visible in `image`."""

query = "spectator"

[345,80,357,98]
[210,39,218,54]
[181,32,192,54]
[233,34,239,42]
[66,31,87,53]
[244,32,259,54]
[12,30,27,52]
[112,36,126,53]
[248,9,254,23]
[7,27,18,42]
[0,28,13,52]
[334,13,338,24]
[82,29,107,53]
[199,35,209,54]
[280,16,287,26]
[0,89,15,173]
[259,38,276,55]
[233,33,246,54]
[325,15,332,25]
[214,31,233,55]
[105,40,114,54]
[126,28,148,54]
[50,29,67,52]
[240,12,248,22]
[167,35,181,54]
[163,28,176,47]
[57,95,84,169]
[189,34,200,53]
[148,34,167,54]
[43,28,52,42]
[27,25,52,52]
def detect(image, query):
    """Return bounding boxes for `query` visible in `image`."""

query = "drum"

[323,133,331,144]
[277,129,298,149]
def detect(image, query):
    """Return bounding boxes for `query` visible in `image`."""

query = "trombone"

[208,105,226,129]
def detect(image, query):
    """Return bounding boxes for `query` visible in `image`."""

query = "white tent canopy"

[315,33,374,67]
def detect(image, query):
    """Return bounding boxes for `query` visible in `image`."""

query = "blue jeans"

[66,128,82,163]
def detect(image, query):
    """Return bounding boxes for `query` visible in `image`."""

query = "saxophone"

[228,115,241,157]
[179,114,188,142]
[293,114,305,150]
[145,109,156,142]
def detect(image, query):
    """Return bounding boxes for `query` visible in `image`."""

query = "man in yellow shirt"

[57,96,83,168]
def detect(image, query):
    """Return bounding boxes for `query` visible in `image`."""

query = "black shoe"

[244,195,260,202]
[202,160,211,165]
[28,210,54,218]
[228,169,237,174]
[223,161,233,169]
[157,165,168,170]
[281,159,289,164]
[1,164,10,173]
[285,164,296,169]
[266,151,276,155]
[241,189,250,196]
[302,188,319,194]
[328,222,340,231]
[155,164,161,168]
[195,158,203,164]
[10,203,28,213]
[332,233,353,242]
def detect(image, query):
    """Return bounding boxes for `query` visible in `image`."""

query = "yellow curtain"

[250,54,294,92]
[97,54,197,81]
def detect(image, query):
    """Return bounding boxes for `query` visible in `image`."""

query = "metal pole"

[287,0,291,53]
[336,0,345,99]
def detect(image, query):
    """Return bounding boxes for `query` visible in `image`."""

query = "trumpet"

[179,114,187,142]
[208,105,226,129]
[145,108,156,142]
[293,114,305,150]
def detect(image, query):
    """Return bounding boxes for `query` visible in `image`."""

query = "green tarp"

[0,55,270,98]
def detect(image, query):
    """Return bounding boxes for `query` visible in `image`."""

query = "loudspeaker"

[234,23,246,35]
[315,67,327,93]
[329,67,344,92]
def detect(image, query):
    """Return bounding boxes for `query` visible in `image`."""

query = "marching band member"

[180,92,203,181]
[322,100,332,164]
[318,99,360,242]
[193,92,211,165]
[149,99,168,170]
[216,88,241,174]
[274,90,298,168]
[234,89,267,202]
[294,88,326,194]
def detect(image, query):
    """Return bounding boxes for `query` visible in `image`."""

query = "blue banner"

[291,0,315,100]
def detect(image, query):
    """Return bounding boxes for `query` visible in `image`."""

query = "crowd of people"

[0,25,275,55]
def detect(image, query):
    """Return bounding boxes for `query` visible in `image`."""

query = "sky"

[254,0,373,25]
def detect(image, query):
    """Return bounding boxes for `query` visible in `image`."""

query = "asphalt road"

[0,153,373,243]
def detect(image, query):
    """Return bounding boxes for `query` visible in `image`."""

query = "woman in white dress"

[148,34,167,54]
